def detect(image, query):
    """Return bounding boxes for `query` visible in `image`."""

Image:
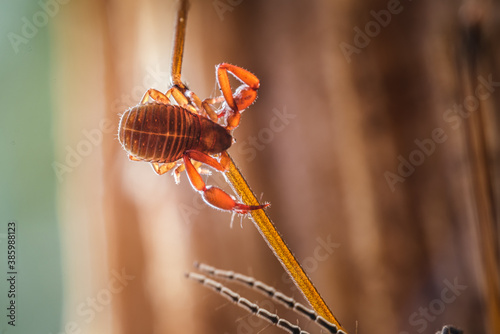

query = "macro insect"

[118,63,269,214]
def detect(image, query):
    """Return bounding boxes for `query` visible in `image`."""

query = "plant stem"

[170,0,189,87]
[223,154,346,333]
[170,1,346,332]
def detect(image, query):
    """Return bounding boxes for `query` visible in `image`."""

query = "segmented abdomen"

[118,103,201,163]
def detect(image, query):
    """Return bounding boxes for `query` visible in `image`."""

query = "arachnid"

[118,63,269,214]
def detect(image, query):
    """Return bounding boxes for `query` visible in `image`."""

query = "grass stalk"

[169,0,345,332]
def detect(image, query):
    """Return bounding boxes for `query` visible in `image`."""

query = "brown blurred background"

[52,0,499,333]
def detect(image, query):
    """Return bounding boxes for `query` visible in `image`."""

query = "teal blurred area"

[0,0,62,333]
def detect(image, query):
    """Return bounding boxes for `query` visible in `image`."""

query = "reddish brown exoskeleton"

[118,63,269,214]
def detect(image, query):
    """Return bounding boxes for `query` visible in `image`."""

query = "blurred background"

[1,0,499,333]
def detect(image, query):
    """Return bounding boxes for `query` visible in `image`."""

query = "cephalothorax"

[118,63,269,214]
